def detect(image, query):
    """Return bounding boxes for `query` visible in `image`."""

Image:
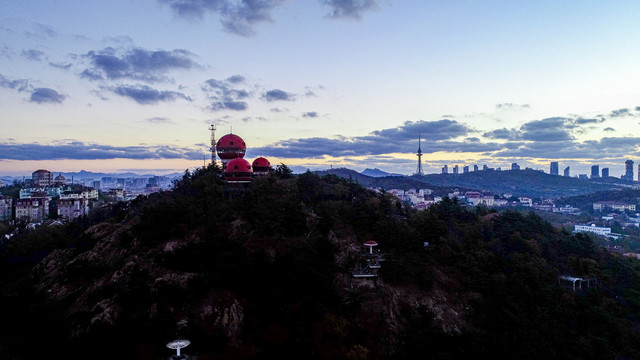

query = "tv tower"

[415,134,424,175]
[209,123,217,166]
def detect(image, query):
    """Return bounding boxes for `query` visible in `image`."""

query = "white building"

[593,201,636,212]
[574,224,612,237]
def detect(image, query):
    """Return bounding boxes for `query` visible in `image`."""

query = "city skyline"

[2,1,640,176]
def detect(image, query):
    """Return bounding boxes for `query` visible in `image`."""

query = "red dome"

[216,134,246,160]
[224,157,253,182]
[252,157,270,168]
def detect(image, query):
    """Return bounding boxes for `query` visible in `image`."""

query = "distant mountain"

[314,168,456,195]
[315,167,630,199]
[59,170,183,179]
[360,168,405,177]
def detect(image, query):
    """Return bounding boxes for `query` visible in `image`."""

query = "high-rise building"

[591,165,600,178]
[623,160,634,181]
[442,165,448,174]
[463,165,469,174]
[511,163,520,170]
[564,166,570,177]
[453,165,459,174]
[474,164,479,172]
[550,162,559,176]
[32,169,53,187]
[602,168,609,178]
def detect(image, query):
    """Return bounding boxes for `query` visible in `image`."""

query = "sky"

[1,0,640,177]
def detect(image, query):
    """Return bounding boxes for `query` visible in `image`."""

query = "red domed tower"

[216,133,246,168]
[252,157,271,176]
[224,157,253,183]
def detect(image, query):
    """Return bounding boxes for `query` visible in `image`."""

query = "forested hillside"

[1,165,640,359]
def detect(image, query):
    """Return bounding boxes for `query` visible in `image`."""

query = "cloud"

[321,0,378,19]
[159,0,286,36]
[0,73,31,92]
[146,116,173,124]
[303,111,319,118]
[610,108,634,117]
[370,119,471,141]
[202,76,252,111]
[603,127,615,132]
[270,107,289,112]
[211,100,248,111]
[483,128,522,140]
[21,49,46,61]
[0,141,203,161]
[519,117,574,141]
[495,103,530,110]
[226,74,245,84]
[81,47,199,83]
[49,62,72,70]
[29,88,66,104]
[262,89,295,102]
[574,117,604,124]
[109,85,191,104]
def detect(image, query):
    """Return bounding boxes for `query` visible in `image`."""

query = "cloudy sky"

[2,0,640,177]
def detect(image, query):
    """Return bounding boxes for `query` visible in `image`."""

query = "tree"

[275,163,294,179]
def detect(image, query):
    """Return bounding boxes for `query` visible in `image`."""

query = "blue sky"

[1,0,640,177]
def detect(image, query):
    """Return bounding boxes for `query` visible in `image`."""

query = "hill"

[2,166,640,359]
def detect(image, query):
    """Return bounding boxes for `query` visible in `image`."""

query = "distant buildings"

[623,160,634,181]
[564,166,570,177]
[550,162,559,176]
[602,168,609,178]
[442,165,448,174]
[511,163,520,170]
[453,165,459,174]
[463,165,469,174]
[593,201,636,212]
[591,165,600,179]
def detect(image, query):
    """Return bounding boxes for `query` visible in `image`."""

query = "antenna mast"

[209,123,217,166]
[415,134,424,175]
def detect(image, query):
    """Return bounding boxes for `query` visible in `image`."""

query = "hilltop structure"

[212,127,272,185]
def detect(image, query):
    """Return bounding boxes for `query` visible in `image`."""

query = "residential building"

[602,168,609,178]
[473,164,479,172]
[574,224,612,237]
[463,165,469,174]
[550,162,559,176]
[453,165,459,174]
[15,197,50,223]
[564,166,570,177]
[591,165,600,179]
[512,163,520,170]
[593,201,636,212]
[442,165,448,174]
[32,169,53,187]
[0,196,12,221]
[57,198,89,221]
